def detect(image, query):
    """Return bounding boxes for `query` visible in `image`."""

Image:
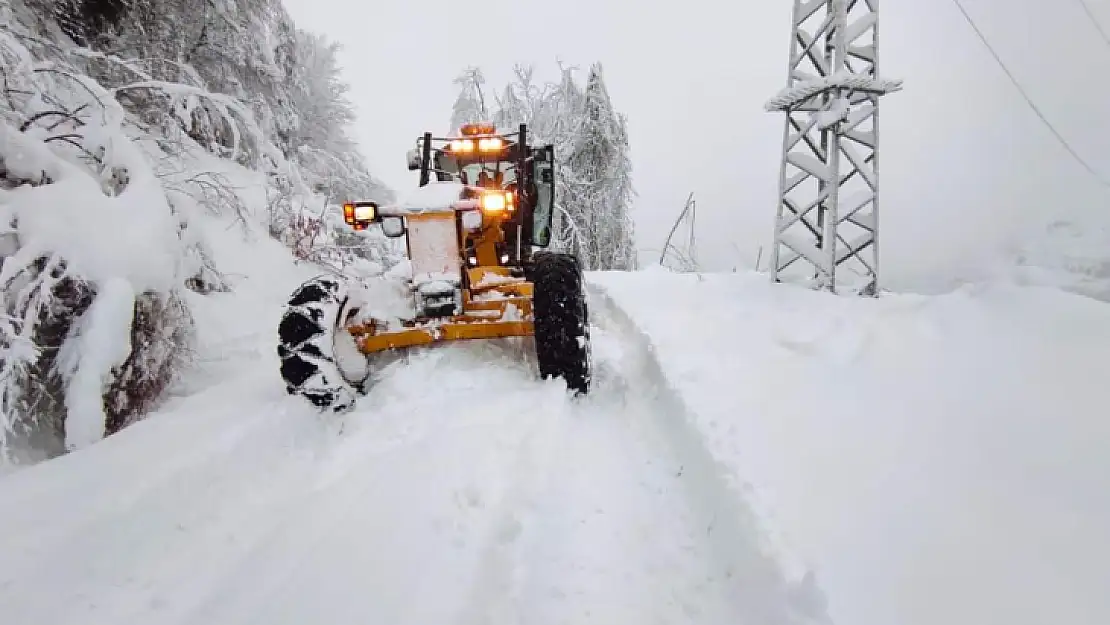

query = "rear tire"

[531,252,591,394]
[277,275,366,412]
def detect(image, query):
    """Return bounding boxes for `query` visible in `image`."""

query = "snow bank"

[154,145,393,397]
[591,269,1110,625]
[166,167,331,396]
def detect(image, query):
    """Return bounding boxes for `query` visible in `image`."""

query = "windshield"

[459,161,517,187]
[434,152,517,188]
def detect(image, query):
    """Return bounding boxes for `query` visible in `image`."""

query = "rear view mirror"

[381,216,406,238]
[407,148,421,171]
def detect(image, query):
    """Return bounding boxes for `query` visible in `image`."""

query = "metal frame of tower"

[765,0,902,295]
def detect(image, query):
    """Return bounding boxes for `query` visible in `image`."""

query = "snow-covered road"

[6,264,1108,625]
[0,284,812,625]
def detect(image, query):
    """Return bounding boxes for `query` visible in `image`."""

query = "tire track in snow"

[167,344,561,625]
[0,343,554,625]
[0,371,346,625]
[455,286,825,625]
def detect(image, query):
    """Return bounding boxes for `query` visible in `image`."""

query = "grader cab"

[277,123,590,412]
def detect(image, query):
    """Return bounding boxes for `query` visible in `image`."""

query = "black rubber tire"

[531,252,591,394]
[277,275,365,412]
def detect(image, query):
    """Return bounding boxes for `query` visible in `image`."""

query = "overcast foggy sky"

[281,0,1110,292]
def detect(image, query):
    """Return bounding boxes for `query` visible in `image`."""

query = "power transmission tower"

[765,0,903,295]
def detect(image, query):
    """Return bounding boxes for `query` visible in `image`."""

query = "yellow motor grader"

[277,122,591,411]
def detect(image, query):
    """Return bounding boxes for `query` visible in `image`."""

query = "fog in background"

[282,0,1110,292]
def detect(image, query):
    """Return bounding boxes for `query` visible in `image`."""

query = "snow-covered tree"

[504,65,548,128]
[0,0,396,462]
[466,61,636,270]
[491,67,533,131]
[449,66,489,132]
[562,63,636,270]
[284,31,355,154]
[541,64,588,259]
[281,30,387,202]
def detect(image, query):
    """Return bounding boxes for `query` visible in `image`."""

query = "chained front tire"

[531,252,591,395]
[277,275,367,412]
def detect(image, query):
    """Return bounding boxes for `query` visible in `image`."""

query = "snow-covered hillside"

[1,244,1108,625]
[0,0,397,460]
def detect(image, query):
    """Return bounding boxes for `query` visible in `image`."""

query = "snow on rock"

[54,278,136,451]
[590,269,1110,625]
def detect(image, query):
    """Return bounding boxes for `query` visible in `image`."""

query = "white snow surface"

[593,268,1110,625]
[1,247,1109,625]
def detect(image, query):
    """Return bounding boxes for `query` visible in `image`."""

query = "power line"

[1076,0,1110,50]
[951,0,1110,189]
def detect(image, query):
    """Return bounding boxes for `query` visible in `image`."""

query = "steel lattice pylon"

[765,0,902,295]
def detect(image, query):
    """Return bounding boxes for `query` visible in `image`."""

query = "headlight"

[480,192,506,212]
[450,139,474,152]
[353,205,375,221]
[477,137,503,152]
[343,201,378,228]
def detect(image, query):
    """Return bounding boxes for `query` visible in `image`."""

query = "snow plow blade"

[349,318,534,352]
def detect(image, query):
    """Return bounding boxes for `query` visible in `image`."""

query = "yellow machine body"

[344,208,535,354]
